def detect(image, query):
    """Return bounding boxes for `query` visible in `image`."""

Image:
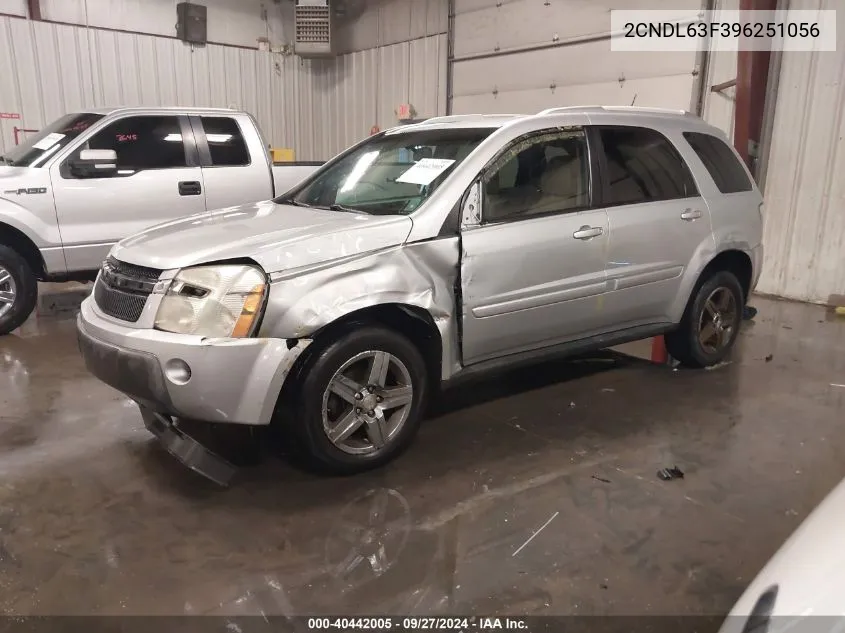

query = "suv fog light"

[165,359,192,385]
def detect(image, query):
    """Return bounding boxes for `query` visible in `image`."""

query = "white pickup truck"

[0,106,322,335]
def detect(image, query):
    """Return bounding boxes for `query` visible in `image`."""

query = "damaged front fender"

[259,238,462,381]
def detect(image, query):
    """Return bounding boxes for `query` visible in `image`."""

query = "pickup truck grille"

[94,257,162,323]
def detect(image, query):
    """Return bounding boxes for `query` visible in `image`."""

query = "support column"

[26,0,41,20]
[733,0,778,176]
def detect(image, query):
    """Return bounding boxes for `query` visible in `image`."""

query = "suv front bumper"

[76,296,311,427]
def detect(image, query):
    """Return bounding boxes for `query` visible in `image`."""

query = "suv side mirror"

[460,181,481,229]
[69,149,118,178]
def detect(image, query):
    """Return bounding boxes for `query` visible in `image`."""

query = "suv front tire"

[281,326,428,474]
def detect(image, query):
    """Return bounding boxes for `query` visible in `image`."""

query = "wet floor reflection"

[1,298,845,616]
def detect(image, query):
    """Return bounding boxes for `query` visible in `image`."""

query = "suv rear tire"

[665,270,744,369]
[279,326,428,475]
[0,246,38,336]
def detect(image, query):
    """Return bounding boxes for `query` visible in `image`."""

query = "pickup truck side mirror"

[69,149,119,178]
[460,181,482,229]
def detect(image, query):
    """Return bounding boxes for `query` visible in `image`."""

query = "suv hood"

[111,200,414,274]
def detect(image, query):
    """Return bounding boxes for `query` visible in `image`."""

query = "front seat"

[535,155,587,213]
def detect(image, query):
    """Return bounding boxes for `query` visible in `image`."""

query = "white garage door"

[452,0,705,115]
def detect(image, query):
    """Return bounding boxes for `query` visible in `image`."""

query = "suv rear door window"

[598,126,698,205]
[200,117,249,166]
[683,131,753,193]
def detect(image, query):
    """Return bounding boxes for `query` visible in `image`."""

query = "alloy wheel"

[698,286,738,354]
[0,266,17,320]
[321,350,414,456]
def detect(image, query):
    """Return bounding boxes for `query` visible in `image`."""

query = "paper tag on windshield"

[396,158,456,186]
[32,132,66,150]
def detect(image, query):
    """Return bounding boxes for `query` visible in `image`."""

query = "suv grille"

[93,257,162,323]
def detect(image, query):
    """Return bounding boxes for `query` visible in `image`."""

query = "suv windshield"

[1,113,104,167]
[285,128,494,215]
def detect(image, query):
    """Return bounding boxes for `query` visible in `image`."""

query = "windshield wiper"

[281,198,310,207]
[329,204,368,214]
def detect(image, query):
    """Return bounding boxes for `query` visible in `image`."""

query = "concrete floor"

[1,294,845,618]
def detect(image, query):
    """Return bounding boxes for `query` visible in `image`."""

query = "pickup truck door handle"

[681,208,702,221]
[178,181,202,196]
[572,225,603,240]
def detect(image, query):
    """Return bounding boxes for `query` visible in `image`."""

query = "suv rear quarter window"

[683,131,754,194]
[598,126,699,206]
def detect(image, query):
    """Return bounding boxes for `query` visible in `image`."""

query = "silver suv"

[77,106,764,480]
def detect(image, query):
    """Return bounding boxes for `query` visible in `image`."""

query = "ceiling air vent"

[295,0,333,58]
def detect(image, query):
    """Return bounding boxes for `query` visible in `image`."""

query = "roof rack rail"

[417,114,523,124]
[537,105,694,117]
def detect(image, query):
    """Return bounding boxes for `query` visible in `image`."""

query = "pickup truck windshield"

[1,113,104,167]
[287,128,493,215]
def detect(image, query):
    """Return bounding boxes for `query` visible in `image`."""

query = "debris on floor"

[831,384,845,389]
[742,306,758,320]
[591,475,611,484]
[657,466,685,481]
[765,354,774,363]
[512,511,560,558]
[601,388,615,393]
[835,306,845,316]
[569,401,576,408]
[705,360,733,371]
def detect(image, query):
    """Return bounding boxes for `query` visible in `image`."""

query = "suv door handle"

[178,181,202,196]
[573,225,603,240]
[681,209,702,221]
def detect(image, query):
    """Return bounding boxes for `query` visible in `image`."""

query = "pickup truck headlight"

[154,264,267,338]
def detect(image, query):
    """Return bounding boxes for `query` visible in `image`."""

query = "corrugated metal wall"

[307,33,448,159]
[35,0,289,49]
[0,14,447,161]
[0,0,24,16]
[756,0,845,305]
[17,0,447,53]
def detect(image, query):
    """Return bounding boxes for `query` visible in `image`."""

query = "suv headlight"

[154,264,267,338]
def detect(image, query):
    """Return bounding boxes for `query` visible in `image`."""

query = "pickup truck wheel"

[0,246,38,336]
[665,270,744,369]
[287,327,428,475]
